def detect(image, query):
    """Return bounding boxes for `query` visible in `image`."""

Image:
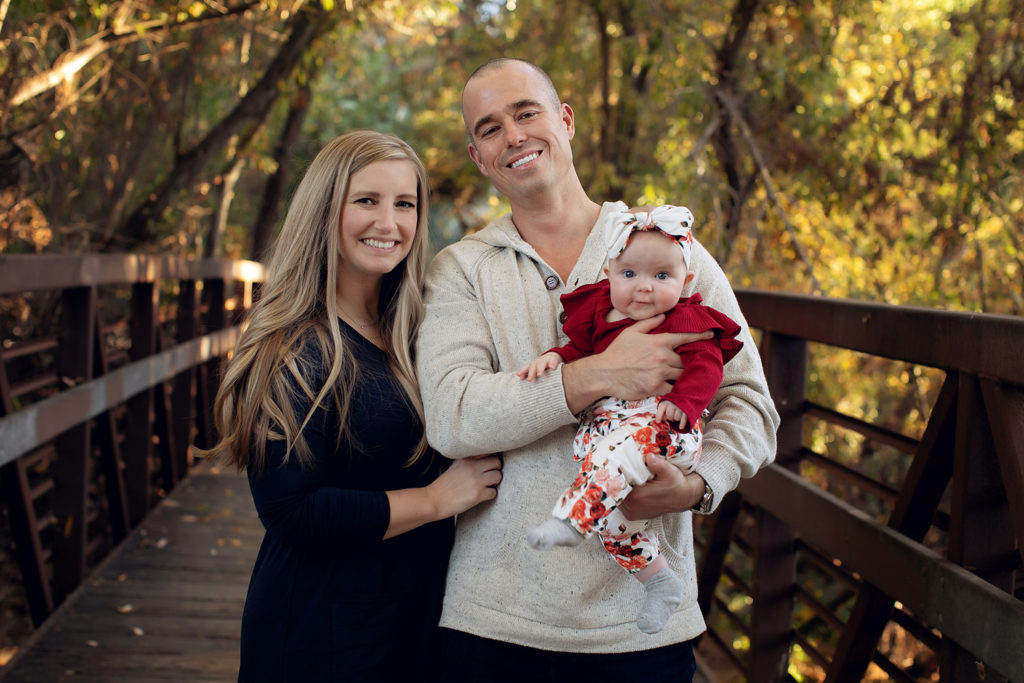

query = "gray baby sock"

[527,518,583,550]
[636,568,684,634]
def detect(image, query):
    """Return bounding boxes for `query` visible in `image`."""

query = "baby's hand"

[655,400,687,429]
[516,352,564,381]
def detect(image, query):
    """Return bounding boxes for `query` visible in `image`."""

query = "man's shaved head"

[462,58,561,135]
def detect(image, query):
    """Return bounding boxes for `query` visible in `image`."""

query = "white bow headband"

[603,205,695,268]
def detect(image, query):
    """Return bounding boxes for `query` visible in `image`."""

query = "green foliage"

[7,1,1018,311]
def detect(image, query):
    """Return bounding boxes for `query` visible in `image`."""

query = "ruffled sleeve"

[658,295,746,429]
[666,294,744,364]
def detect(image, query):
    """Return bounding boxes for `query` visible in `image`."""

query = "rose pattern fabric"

[552,396,703,573]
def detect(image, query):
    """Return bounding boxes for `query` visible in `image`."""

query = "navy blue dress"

[238,323,453,682]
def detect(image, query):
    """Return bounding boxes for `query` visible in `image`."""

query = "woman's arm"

[248,427,391,548]
[250,389,501,546]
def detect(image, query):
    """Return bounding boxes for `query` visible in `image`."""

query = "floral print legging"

[552,396,703,574]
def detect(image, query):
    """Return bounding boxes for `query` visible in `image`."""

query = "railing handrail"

[736,288,1024,385]
[0,326,242,468]
[0,253,265,294]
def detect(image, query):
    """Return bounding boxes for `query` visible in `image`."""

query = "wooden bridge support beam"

[124,282,158,525]
[0,351,55,625]
[696,491,741,620]
[89,309,130,543]
[747,331,805,682]
[196,278,226,450]
[0,456,54,625]
[979,379,1024,574]
[826,374,959,682]
[52,286,96,601]
[171,281,199,481]
[941,373,1014,683]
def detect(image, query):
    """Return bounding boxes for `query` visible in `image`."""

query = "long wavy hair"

[207,130,431,474]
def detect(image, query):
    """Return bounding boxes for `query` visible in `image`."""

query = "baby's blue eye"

[622,270,635,278]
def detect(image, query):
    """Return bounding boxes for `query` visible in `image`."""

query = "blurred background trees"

[3,0,1020,313]
[2,2,1021,677]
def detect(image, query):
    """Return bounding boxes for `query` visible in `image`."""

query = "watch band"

[692,482,713,514]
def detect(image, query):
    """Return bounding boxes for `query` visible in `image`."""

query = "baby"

[518,205,742,634]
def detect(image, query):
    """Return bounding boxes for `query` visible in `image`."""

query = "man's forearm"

[560,356,608,415]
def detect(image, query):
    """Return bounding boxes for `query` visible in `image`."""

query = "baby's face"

[606,230,688,321]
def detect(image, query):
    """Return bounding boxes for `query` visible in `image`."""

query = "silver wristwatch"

[692,482,713,514]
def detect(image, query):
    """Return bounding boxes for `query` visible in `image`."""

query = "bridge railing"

[0,254,264,629]
[1,257,1022,682]
[703,290,1024,682]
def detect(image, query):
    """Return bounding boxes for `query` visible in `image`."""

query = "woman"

[206,130,502,682]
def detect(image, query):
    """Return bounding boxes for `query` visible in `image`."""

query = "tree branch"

[7,1,259,108]
[716,88,823,293]
[250,76,313,261]
[115,3,330,248]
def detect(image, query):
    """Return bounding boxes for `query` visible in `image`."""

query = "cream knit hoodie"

[416,201,779,653]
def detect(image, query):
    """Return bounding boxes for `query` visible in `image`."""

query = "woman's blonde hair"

[208,130,432,474]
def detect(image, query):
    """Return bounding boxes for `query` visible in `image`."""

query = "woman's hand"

[384,454,502,539]
[427,454,503,518]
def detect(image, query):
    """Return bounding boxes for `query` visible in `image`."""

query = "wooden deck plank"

[0,460,259,683]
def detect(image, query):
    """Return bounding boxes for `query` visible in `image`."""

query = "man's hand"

[619,454,707,520]
[561,315,713,414]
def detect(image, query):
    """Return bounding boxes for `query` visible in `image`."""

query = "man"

[416,58,779,681]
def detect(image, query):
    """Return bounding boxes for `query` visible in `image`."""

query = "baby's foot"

[527,518,583,550]
[636,568,684,634]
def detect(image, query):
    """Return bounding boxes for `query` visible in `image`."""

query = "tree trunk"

[250,78,313,262]
[711,0,761,257]
[115,4,327,249]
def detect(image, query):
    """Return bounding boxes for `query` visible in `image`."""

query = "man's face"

[462,62,575,202]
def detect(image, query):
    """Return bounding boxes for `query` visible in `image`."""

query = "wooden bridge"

[0,254,1021,682]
